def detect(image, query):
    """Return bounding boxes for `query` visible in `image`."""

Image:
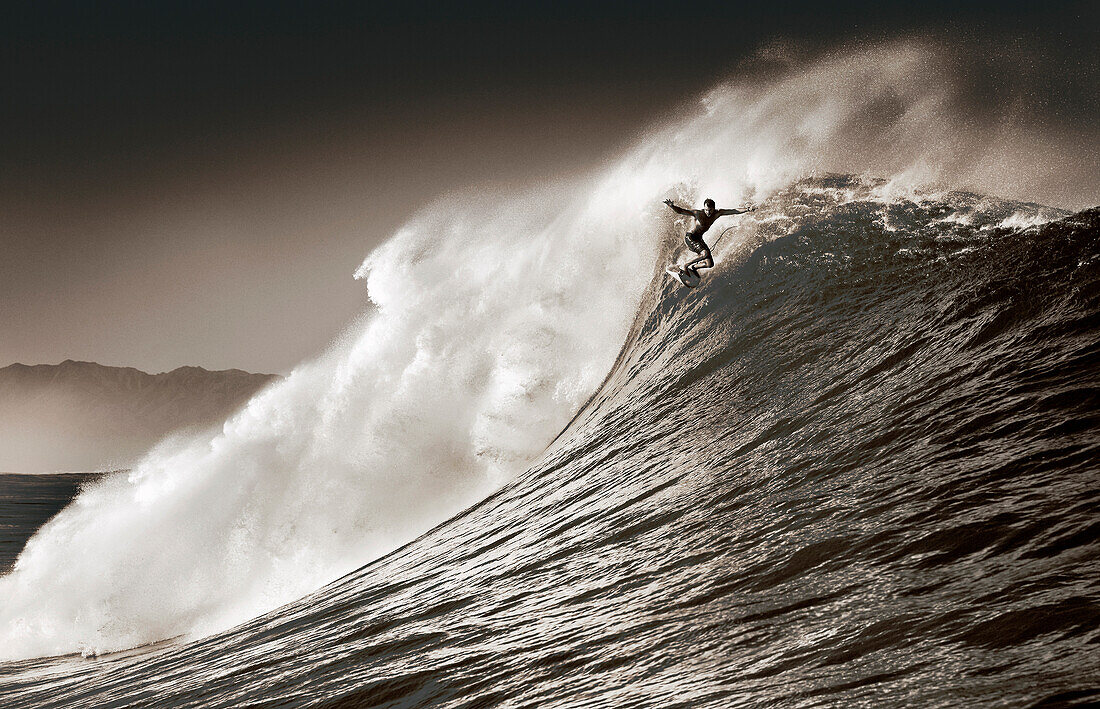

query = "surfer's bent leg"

[685,250,713,277]
[683,233,714,277]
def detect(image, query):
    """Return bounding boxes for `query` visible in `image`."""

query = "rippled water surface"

[2,184,1098,707]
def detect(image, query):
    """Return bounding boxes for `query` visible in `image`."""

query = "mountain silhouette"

[0,360,277,473]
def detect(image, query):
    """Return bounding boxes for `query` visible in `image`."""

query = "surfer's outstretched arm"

[718,206,755,216]
[663,199,694,216]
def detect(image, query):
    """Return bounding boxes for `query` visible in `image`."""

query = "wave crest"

[1,38,1090,661]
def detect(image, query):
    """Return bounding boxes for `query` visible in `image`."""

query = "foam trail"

[0,39,1083,660]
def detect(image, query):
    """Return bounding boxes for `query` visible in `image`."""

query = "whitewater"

[1,39,1097,707]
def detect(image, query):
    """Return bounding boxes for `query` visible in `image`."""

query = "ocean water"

[0,473,103,574]
[2,38,1099,707]
[1,180,1098,707]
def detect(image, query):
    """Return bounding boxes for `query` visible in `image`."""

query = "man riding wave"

[663,198,754,278]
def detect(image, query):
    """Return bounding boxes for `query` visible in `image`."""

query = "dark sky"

[1,1,1096,373]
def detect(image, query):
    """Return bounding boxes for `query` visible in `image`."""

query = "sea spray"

[0,39,1082,660]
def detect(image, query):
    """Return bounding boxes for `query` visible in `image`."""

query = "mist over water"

[0,39,1094,662]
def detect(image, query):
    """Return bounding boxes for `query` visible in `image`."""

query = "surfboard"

[666,265,699,289]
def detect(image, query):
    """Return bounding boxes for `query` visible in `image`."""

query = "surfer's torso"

[687,209,721,238]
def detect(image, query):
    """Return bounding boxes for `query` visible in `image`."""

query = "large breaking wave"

[0,38,1093,662]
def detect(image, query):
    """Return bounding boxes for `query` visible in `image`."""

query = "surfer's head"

[703,198,716,216]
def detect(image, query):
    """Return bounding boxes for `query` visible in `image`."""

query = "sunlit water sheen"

[2,179,1097,707]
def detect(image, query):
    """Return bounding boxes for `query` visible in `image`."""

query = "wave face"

[3,182,1096,707]
[1,39,1098,706]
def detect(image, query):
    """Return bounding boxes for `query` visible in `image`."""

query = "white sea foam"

[0,39,1081,660]
[993,209,1065,231]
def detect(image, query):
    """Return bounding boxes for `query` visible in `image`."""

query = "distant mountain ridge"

[0,360,278,473]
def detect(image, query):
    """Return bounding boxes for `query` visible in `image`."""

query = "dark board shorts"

[685,232,709,254]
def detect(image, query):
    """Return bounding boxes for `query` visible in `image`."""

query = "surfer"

[663,198,754,278]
